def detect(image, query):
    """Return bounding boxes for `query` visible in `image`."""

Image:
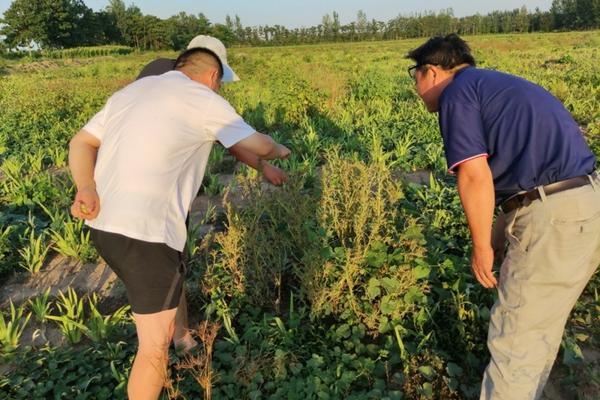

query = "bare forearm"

[457,165,495,249]
[68,140,98,190]
[257,135,280,160]
[230,132,287,160]
[227,145,264,170]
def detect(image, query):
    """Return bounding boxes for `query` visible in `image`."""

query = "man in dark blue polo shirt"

[407,34,600,399]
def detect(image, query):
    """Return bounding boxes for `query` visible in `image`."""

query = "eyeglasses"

[408,65,419,81]
[407,63,438,82]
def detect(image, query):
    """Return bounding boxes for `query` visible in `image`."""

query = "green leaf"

[366,242,388,267]
[404,225,425,242]
[412,263,431,280]
[367,278,381,299]
[249,390,262,400]
[420,382,433,396]
[575,333,589,342]
[418,365,435,380]
[378,316,391,334]
[404,286,426,304]
[380,295,398,315]
[446,362,463,377]
[335,324,351,339]
[562,337,584,365]
[381,277,401,292]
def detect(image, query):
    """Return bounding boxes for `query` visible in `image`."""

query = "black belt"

[500,172,597,214]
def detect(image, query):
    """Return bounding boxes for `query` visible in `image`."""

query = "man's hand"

[275,144,291,160]
[471,244,497,288]
[70,186,100,220]
[491,212,507,265]
[262,162,287,186]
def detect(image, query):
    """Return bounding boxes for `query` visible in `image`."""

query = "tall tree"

[332,11,341,40]
[356,10,368,40]
[321,13,333,41]
[1,0,95,49]
[166,12,202,50]
[211,23,235,46]
[234,15,245,44]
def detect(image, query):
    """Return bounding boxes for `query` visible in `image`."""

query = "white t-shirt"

[83,70,255,251]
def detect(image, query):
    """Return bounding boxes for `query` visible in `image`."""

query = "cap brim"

[221,64,239,82]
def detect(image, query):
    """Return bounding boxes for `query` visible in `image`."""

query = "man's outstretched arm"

[227,145,287,186]
[229,131,290,160]
[227,131,291,185]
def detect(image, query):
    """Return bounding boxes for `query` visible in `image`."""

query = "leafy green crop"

[0,31,598,399]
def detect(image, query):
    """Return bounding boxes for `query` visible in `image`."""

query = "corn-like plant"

[207,145,226,174]
[203,173,224,196]
[46,287,86,344]
[186,205,216,261]
[85,293,130,342]
[25,148,46,175]
[48,146,68,168]
[0,156,25,184]
[0,226,12,266]
[0,301,31,355]
[38,203,97,263]
[18,229,50,275]
[50,217,96,262]
[391,131,416,168]
[41,45,133,59]
[28,288,52,323]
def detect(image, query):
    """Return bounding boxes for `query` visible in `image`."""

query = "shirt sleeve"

[438,100,488,173]
[82,102,110,142]
[204,95,256,148]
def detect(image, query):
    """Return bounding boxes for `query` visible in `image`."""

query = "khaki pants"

[481,174,600,400]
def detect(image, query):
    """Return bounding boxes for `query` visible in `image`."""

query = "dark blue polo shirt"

[438,67,596,205]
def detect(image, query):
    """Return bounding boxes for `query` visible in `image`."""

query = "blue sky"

[0,0,554,29]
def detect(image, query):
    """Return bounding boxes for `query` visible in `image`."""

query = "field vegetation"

[0,31,598,399]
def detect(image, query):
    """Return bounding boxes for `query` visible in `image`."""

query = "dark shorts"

[89,228,185,314]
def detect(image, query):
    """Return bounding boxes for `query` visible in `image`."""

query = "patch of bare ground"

[0,254,123,310]
[393,168,432,185]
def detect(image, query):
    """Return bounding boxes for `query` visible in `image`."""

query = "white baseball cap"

[187,35,240,82]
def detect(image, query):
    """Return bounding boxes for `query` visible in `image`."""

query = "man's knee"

[134,308,177,355]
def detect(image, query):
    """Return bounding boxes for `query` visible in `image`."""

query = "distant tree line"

[0,0,599,51]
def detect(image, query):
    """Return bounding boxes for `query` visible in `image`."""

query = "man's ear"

[429,65,441,80]
[211,68,221,85]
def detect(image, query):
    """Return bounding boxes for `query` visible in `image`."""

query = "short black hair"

[136,58,176,80]
[406,33,475,70]
[174,47,223,79]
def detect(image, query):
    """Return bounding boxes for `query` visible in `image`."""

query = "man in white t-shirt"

[68,38,290,400]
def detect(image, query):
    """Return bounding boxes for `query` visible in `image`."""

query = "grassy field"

[0,31,599,399]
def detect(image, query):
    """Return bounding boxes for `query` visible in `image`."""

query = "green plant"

[85,293,130,343]
[38,203,97,263]
[46,287,87,344]
[0,32,598,399]
[0,301,31,355]
[50,218,97,262]
[207,145,228,174]
[48,146,68,168]
[203,172,224,196]
[28,288,52,323]
[0,226,12,271]
[18,228,50,275]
